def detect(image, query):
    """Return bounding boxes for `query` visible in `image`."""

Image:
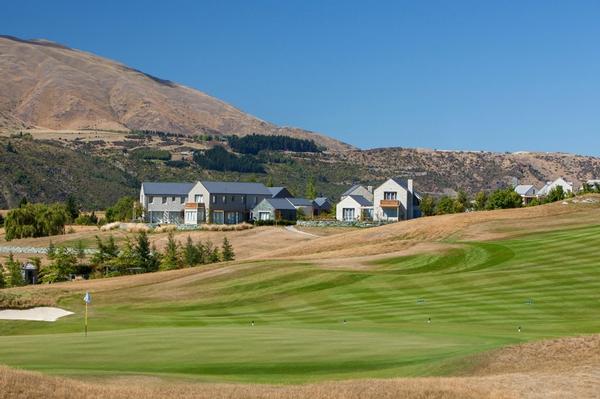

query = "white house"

[537,178,573,197]
[515,184,538,205]
[336,195,373,221]
[373,178,420,222]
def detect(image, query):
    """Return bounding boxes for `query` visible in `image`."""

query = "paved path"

[0,246,98,255]
[284,225,321,238]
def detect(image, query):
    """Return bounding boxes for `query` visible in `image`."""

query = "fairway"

[2,224,600,383]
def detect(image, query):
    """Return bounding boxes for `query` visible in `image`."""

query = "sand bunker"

[0,307,74,322]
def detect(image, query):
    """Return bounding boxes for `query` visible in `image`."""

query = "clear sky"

[3,1,600,154]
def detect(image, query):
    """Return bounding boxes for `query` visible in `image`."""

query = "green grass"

[2,225,600,383]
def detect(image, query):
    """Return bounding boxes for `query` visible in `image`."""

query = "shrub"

[130,147,171,161]
[105,196,142,222]
[485,188,523,210]
[193,145,265,173]
[75,212,99,225]
[4,203,69,241]
[253,219,296,226]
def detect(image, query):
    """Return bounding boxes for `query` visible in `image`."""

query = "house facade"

[140,182,195,224]
[286,197,315,218]
[252,198,297,221]
[372,178,420,222]
[336,195,373,221]
[515,184,538,205]
[185,181,273,225]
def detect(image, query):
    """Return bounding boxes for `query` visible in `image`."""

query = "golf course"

[1,199,600,397]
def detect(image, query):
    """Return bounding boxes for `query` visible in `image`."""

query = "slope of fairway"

[2,207,600,383]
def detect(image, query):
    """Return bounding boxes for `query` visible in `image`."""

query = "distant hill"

[0,35,351,151]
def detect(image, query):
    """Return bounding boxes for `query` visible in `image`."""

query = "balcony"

[185,202,205,209]
[379,199,400,208]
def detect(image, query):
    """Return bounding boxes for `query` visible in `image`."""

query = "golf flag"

[83,292,91,337]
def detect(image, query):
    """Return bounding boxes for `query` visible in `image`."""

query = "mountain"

[0,35,351,151]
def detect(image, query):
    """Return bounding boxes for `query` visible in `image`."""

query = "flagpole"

[85,301,88,337]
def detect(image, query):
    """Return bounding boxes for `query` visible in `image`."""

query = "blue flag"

[83,292,91,304]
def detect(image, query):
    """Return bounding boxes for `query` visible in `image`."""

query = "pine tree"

[305,176,317,199]
[135,232,158,272]
[183,236,200,267]
[160,232,180,270]
[6,253,24,287]
[221,237,235,261]
[65,195,79,222]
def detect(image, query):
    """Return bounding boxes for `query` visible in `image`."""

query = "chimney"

[407,179,413,194]
[367,186,373,193]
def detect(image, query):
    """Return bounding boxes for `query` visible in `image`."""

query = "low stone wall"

[0,246,98,255]
[296,220,388,228]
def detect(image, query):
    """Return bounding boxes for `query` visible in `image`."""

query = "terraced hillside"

[1,201,600,392]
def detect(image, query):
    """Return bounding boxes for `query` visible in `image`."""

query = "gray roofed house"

[313,197,333,215]
[252,198,297,221]
[372,178,421,222]
[268,186,293,198]
[285,197,315,218]
[140,182,195,224]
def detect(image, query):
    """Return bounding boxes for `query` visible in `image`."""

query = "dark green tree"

[135,231,159,272]
[485,188,523,210]
[0,262,5,289]
[419,195,436,216]
[40,248,76,283]
[182,236,201,267]
[6,253,24,287]
[474,191,488,211]
[221,237,235,261]
[65,195,80,222]
[545,186,566,203]
[436,196,455,215]
[160,232,180,270]
[305,176,317,199]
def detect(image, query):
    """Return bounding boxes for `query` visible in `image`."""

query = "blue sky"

[3,1,600,154]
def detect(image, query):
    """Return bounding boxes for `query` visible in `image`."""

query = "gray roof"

[286,197,314,206]
[390,177,409,190]
[201,181,271,195]
[268,187,290,197]
[260,198,297,211]
[341,184,364,197]
[515,184,536,196]
[314,197,330,207]
[142,182,194,195]
[349,195,373,207]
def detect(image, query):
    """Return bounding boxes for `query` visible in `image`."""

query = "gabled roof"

[142,182,194,195]
[268,186,292,198]
[260,198,297,211]
[314,197,331,207]
[515,185,536,196]
[348,195,373,207]
[390,177,409,190]
[341,184,365,197]
[200,181,271,195]
[286,197,314,206]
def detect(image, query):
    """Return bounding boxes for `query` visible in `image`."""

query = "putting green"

[1,225,600,383]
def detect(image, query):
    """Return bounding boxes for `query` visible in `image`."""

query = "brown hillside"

[0,36,351,151]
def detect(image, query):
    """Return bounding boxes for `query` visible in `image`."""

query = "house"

[515,184,538,205]
[340,185,374,202]
[268,186,293,198]
[372,178,421,222]
[140,182,195,224]
[252,198,297,221]
[537,178,573,197]
[185,181,273,225]
[286,197,315,218]
[336,195,373,221]
[313,197,333,216]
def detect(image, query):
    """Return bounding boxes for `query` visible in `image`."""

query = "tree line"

[419,186,569,216]
[193,145,265,173]
[0,232,236,286]
[227,134,322,155]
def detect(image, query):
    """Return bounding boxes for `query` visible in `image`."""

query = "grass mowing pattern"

[1,225,600,382]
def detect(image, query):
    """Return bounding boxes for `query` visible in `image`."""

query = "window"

[342,208,355,221]
[212,195,216,204]
[231,196,235,202]
[171,196,176,202]
[149,196,154,203]
[162,197,167,204]
[222,196,227,203]
[226,212,238,224]
[212,211,224,224]
[195,194,204,203]
[258,211,271,221]
[384,191,397,200]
